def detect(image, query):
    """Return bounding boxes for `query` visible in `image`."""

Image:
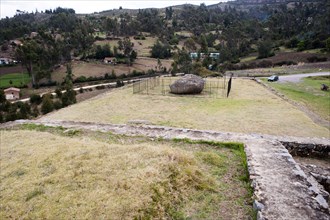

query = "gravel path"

[1,119,329,219]
[278,72,330,83]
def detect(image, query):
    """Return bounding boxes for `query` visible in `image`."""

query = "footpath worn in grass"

[0,73,30,88]
[0,127,254,219]
[265,76,330,121]
[43,78,329,138]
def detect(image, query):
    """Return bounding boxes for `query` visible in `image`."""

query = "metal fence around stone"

[133,76,228,98]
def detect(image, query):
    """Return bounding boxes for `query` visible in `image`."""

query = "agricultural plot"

[42,78,329,138]
[0,73,30,88]
[0,127,253,219]
[52,58,173,83]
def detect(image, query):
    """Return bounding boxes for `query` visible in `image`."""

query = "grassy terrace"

[264,75,330,121]
[43,78,329,138]
[0,73,30,88]
[0,125,254,219]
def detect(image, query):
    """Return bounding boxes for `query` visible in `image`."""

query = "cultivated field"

[42,78,329,138]
[52,58,173,82]
[0,127,253,219]
[0,73,30,88]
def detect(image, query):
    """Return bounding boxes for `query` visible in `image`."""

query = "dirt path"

[2,119,329,219]
[278,72,330,83]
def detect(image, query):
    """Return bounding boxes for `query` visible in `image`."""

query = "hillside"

[0,0,329,88]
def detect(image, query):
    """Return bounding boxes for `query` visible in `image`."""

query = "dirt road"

[278,72,330,83]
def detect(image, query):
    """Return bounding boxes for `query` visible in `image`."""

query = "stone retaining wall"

[282,142,330,158]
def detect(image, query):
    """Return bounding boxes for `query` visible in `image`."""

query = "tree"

[325,37,330,52]
[257,40,274,59]
[61,63,76,107]
[0,89,6,104]
[15,40,39,86]
[118,37,134,65]
[184,38,197,52]
[200,35,208,53]
[151,41,171,59]
[172,49,192,74]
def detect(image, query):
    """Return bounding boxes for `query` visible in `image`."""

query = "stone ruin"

[169,74,205,94]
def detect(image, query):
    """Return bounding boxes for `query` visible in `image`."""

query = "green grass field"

[0,73,30,88]
[0,126,254,219]
[265,76,330,121]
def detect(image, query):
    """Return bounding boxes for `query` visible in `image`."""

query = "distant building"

[4,87,20,100]
[10,40,23,47]
[189,52,220,60]
[190,52,198,59]
[104,57,117,65]
[209,53,220,59]
[0,58,9,65]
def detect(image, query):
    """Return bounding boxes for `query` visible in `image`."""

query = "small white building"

[4,87,20,100]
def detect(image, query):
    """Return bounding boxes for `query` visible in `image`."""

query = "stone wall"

[282,142,330,158]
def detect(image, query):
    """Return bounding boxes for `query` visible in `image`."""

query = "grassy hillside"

[42,78,329,138]
[264,76,330,121]
[0,127,253,219]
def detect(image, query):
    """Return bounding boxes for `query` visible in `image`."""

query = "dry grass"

[52,58,173,82]
[0,129,252,219]
[43,78,329,138]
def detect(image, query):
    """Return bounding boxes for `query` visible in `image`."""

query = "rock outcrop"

[169,74,205,94]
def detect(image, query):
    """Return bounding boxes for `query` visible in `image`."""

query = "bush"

[32,106,39,117]
[307,56,327,63]
[55,88,63,98]
[116,80,124,87]
[74,76,87,83]
[41,95,54,114]
[95,85,106,90]
[5,104,18,122]
[61,89,76,107]
[38,81,57,87]
[53,101,62,110]
[19,102,31,119]
[257,60,273,68]
[30,94,42,105]
[274,61,297,66]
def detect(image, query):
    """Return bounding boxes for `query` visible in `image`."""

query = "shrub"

[19,102,31,119]
[41,95,54,114]
[30,94,42,105]
[96,85,106,90]
[74,76,87,83]
[116,80,124,87]
[55,88,62,98]
[39,81,57,87]
[61,89,76,107]
[32,106,39,117]
[274,61,297,66]
[5,104,18,122]
[257,60,273,68]
[307,56,327,63]
[53,101,62,110]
